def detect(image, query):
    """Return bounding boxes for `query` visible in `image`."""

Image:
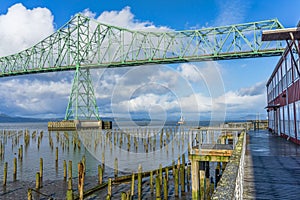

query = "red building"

[264,28,300,144]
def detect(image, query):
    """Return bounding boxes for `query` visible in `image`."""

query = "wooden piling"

[68,160,72,179]
[102,152,105,172]
[131,173,135,197]
[159,164,163,185]
[108,178,112,197]
[66,177,73,200]
[114,157,118,178]
[180,164,185,192]
[3,162,7,186]
[40,158,43,183]
[98,165,103,184]
[36,172,40,189]
[78,162,85,200]
[64,160,67,180]
[199,162,205,200]
[121,192,127,200]
[174,168,179,197]
[13,157,17,181]
[27,188,32,200]
[163,175,168,200]
[138,164,142,200]
[150,171,154,194]
[187,165,191,191]
[55,147,58,162]
[191,160,200,199]
[155,176,161,200]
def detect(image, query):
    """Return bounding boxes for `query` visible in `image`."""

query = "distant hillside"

[0,113,52,123]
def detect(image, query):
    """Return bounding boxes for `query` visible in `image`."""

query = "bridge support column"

[65,66,100,120]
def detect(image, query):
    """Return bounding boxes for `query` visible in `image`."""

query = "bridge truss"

[0,15,285,120]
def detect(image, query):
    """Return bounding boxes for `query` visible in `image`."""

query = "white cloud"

[214,0,249,26]
[0,77,71,117]
[0,4,266,120]
[0,3,54,57]
[96,6,170,31]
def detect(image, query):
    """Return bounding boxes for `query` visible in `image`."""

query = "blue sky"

[0,0,299,121]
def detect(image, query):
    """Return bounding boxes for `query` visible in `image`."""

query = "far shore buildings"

[263,26,300,144]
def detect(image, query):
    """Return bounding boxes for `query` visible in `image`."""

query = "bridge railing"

[211,131,247,200]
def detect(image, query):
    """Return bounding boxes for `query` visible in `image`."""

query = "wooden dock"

[243,130,300,199]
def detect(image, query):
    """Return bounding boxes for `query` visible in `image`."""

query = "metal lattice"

[0,15,285,77]
[65,66,99,120]
[0,15,286,120]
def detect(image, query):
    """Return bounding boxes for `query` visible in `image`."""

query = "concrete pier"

[48,120,112,130]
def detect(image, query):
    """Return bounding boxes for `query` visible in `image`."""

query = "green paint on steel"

[64,66,100,120]
[0,15,286,120]
[0,15,284,77]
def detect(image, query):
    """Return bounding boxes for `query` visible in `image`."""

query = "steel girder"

[0,15,285,77]
[65,66,99,120]
[0,15,286,120]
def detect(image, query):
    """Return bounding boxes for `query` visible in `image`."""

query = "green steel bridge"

[0,15,285,120]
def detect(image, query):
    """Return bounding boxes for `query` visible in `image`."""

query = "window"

[280,106,284,133]
[289,103,295,138]
[284,105,289,135]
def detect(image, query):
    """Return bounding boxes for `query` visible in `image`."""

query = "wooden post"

[138,164,142,200]
[199,162,205,200]
[114,157,118,178]
[165,167,169,181]
[121,192,127,200]
[78,162,84,200]
[40,158,43,183]
[187,164,191,191]
[36,172,40,189]
[180,164,185,192]
[174,168,179,197]
[163,175,168,200]
[159,164,163,185]
[55,147,58,163]
[215,162,220,187]
[27,188,32,200]
[131,173,135,197]
[191,160,199,200]
[98,165,103,184]
[20,145,23,160]
[68,160,72,179]
[13,157,17,181]
[66,177,73,200]
[150,171,154,194]
[64,160,67,180]
[155,176,161,200]
[3,162,7,186]
[102,152,105,172]
[108,178,112,197]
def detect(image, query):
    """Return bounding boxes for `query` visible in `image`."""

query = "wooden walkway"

[243,130,300,199]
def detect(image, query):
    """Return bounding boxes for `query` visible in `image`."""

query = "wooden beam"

[188,154,230,162]
[262,28,300,41]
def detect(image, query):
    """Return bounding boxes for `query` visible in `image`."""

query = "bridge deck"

[243,130,300,199]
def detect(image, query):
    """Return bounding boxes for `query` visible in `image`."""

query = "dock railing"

[211,131,247,200]
[189,127,245,154]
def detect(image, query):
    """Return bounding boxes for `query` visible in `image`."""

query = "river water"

[0,122,200,199]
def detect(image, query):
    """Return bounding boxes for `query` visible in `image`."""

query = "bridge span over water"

[0,15,285,120]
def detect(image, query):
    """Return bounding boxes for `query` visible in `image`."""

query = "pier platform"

[243,130,300,199]
[48,120,112,131]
